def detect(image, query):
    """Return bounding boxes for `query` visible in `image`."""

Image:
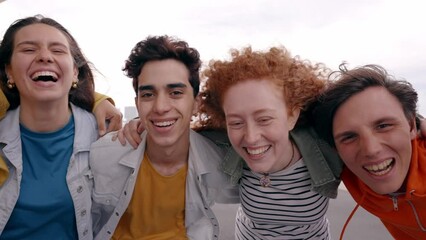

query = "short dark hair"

[0,14,95,111]
[123,35,201,97]
[312,64,418,146]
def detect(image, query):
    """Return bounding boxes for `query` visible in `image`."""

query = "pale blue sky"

[1,0,425,115]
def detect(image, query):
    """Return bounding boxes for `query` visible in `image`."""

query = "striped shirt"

[235,158,331,240]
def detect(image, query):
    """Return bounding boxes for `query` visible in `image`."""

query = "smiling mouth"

[152,120,176,128]
[245,146,271,156]
[31,71,58,82]
[363,159,395,176]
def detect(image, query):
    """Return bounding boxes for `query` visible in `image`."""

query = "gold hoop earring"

[72,81,78,89]
[7,80,15,89]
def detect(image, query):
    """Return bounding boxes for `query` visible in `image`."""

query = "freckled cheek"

[227,129,243,148]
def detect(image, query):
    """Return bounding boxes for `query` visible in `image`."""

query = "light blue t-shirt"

[1,116,77,240]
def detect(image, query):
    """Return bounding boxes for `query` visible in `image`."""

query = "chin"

[247,164,269,174]
[369,183,402,195]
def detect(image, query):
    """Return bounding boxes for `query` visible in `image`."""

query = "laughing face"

[136,59,197,150]
[6,23,77,106]
[333,86,416,194]
[223,80,299,173]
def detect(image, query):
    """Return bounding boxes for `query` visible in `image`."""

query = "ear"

[134,96,138,107]
[287,107,301,131]
[409,117,417,140]
[134,96,141,115]
[5,65,13,83]
[192,96,200,116]
[73,66,79,81]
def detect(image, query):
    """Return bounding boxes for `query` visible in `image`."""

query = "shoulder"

[90,131,145,162]
[91,131,131,150]
[190,130,224,155]
[71,104,97,127]
[189,130,226,169]
[90,132,143,172]
[71,104,98,140]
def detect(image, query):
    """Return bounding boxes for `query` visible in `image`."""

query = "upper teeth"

[364,159,393,172]
[246,146,269,155]
[31,71,58,79]
[153,120,175,127]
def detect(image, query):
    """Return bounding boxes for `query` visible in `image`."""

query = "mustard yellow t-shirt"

[0,90,110,187]
[112,152,188,240]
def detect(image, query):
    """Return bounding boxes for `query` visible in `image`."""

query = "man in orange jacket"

[313,64,426,240]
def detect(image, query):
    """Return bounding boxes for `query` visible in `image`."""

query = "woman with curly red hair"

[196,46,340,239]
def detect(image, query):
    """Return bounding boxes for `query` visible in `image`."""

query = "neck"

[145,134,190,176]
[19,100,71,132]
[271,139,301,173]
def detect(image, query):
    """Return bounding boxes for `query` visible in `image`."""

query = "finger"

[106,115,123,133]
[116,129,127,146]
[121,121,139,148]
[97,114,107,137]
[137,120,145,134]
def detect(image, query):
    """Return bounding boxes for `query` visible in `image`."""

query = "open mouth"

[363,159,395,176]
[152,120,176,128]
[245,145,271,156]
[31,71,58,82]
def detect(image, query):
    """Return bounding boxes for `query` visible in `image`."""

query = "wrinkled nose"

[36,48,54,63]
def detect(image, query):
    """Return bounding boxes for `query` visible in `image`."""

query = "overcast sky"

[1,0,425,116]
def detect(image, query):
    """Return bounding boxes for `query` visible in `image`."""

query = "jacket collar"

[117,129,219,176]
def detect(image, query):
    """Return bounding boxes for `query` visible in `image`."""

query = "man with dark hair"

[313,64,426,239]
[90,35,238,240]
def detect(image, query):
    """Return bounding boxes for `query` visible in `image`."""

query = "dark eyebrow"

[138,85,154,91]
[138,83,187,91]
[167,83,187,89]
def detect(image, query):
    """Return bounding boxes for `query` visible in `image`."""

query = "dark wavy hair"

[312,64,418,147]
[123,35,201,97]
[0,14,94,111]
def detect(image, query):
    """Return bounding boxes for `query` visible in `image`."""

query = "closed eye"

[227,121,244,129]
[51,48,67,54]
[336,133,357,144]
[258,117,273,125]
[22,48,36,53]
[376,123,393,130]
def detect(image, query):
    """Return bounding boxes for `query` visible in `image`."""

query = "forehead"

[223,79,286,110]
[138,59,190,87]
[14,23,70,47]
[334,87,405,123]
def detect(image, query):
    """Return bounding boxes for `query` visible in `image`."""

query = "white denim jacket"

[90,130,239,240]
[0,105,97,240]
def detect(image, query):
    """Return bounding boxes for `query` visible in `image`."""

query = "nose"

[359,132,382,158]
[244,122,261,145]
[152,93,171,114]
[36,48,54,63]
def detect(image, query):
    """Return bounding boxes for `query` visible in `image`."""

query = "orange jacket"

[342,137,426,240]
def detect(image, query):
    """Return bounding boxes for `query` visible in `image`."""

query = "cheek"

[264,124,287,141]
[335,144,355,164]
[226,129,241,148]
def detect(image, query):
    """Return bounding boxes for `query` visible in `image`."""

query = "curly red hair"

[196,46,329,130]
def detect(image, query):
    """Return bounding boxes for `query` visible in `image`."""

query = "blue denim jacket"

[200,125,343,198]
[0,105,97,239]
